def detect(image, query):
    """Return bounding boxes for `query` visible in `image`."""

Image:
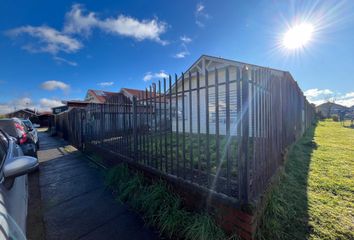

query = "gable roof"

[6,108,38,116]
[184,55,287,75]
[316,102,348,109]
[121,88,146,100]
[121,88,160,100]
[168,54,291,93]
[86,89,120,103]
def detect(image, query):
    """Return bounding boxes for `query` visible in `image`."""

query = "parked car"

[21,119,40,149]
[0,118,37,157]
[0,128,38,239]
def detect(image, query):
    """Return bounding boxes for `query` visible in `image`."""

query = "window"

[23,120,33,129]
[171,96,188,120]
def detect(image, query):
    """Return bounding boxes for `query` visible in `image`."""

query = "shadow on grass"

[257,123,317,240]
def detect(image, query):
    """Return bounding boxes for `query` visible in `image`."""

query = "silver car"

[0,128,39,239]
[22,119,40,149]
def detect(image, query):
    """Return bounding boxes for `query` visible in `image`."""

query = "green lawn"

[258,120,354,240]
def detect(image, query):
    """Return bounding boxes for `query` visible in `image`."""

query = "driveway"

[27,131,159,240]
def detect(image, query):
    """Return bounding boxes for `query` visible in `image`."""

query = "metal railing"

[55,65,315,204]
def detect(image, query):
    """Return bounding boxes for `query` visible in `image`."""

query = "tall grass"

[105,164,230,240]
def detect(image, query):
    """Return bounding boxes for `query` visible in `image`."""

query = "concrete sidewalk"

[28,132,159,240]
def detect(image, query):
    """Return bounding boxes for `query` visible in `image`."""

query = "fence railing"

[55,64,315,205]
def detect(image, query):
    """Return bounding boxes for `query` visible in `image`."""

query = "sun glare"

[283,23,314,50]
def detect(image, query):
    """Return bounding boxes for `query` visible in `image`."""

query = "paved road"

[31,131,159,240]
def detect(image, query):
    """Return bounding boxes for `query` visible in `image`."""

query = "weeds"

[105,164,230,239]
[184,213,226,240]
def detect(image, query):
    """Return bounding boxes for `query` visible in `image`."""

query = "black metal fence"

[55,65,315,205]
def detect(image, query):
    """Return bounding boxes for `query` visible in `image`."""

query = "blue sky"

[1,0,354,113]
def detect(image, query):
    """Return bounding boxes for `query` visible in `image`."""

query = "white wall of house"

[170,57,285,136]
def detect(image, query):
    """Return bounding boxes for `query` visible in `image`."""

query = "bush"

[331,115,339,122]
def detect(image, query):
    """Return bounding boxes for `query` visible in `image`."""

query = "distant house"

[62,100,90,110]
[121,87,165,111]
[52,105,69,114]
[85,89,121,103]
[120,87,161,101]
[121,88,146,101]
[6,108,38,119]
[5,108,54,126]
[316,102,348,117]
[38,112,54,127]
[58,89,123,113]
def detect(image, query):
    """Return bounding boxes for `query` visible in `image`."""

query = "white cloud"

[305,88,354,107]
[174,35,191,59]
[304,88,333,98]
[98,81,114,87]
[64,4,168,45]
[5,4,168,61]
[0,97,33,114]
[174,51,189,58]
[53,56,78,66]
[63,4,98,37]
[143,71,168,82]
[143,72,154,82]
[6,25,82,54]
[0,97,64,114]
[304,88,333,105]
[337,98,354,107]
[155,72,169,79]
[336,91,354,107]
[39,98,63,109]
[195,3,210,27]
[0,104,13,115]
[342,92,354,98]
[180,35,192,43]
[196,3,205,13]
[41,80,70,91]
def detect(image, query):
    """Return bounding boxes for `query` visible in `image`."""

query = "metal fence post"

[239,66,250,204]
[132,96,138,160]
[100,104,104,145]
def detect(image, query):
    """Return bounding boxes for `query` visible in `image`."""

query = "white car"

[0,128,38,239]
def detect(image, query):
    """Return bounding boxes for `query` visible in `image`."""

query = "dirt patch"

[27,169,46,240]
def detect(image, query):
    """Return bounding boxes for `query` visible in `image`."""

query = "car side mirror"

[3,156,38,179]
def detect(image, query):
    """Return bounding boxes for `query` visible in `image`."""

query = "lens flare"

[283,23,314,49]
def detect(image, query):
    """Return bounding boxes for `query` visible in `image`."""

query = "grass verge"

[257,120,354,240]
[105,164,240,240]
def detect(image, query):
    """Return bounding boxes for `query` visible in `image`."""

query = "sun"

[283,23,314,49]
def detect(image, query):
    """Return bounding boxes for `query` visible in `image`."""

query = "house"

[316,102,348,117]
[62,100,90,110]
[52,105,69,114]
[5,108,38,119]
[170,55,308,135]
[121,88,146,101]
[121,87,161,101]
[37,112,54,127]
[85,89,121,103]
